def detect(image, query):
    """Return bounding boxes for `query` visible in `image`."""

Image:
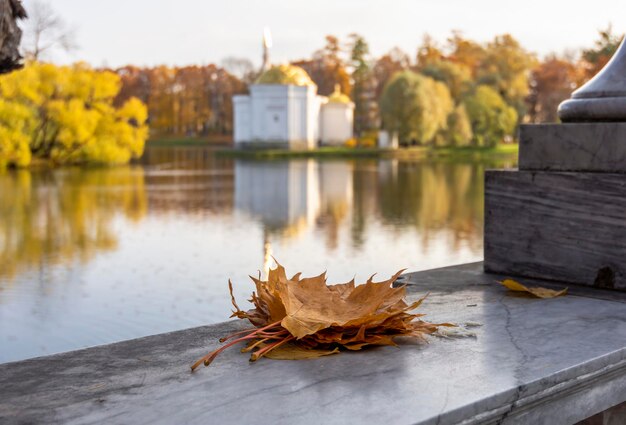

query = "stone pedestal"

[519,123,626,172]
[485,123,626,291]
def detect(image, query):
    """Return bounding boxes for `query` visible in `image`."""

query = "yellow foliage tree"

[0,62,148,168]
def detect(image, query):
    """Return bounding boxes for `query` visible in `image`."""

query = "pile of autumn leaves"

[192,264,452,371]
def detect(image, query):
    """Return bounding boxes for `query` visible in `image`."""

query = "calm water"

[0,147,516,363]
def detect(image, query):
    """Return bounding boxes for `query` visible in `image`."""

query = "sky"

[25,0,626,68]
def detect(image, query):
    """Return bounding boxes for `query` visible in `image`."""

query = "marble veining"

[519,123,626,173]
[0,263,625,425]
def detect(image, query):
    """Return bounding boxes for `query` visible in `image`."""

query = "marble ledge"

[0,262,625,425]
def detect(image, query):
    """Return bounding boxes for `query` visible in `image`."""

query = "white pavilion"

[233,32,354,149]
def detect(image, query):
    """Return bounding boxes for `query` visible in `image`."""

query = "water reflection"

[0,167,146,282]
[230,158,507,256]
[235,160,320,236]
[377,161,486,252]
[0,147,515,363]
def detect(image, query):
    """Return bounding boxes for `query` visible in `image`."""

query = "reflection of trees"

[0,167,147,281]
[346,159,514,252]
[375,160,487,250]
[141,147,234,214]
[350,160,379,249]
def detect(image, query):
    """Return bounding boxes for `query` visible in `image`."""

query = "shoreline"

[214,143,519,160]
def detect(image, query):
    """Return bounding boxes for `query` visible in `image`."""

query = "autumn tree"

[0,62,148,167]
[221,56,257,85]
[372,47,410,99]
[415,34,444,69]
[22,0,77,61]
[580,25,624,82]
[379,71,453,145]
[463,85,517,147]
[476,34,536,119]
[446,31,486,78]
[141,66,176,134]
[527,56,579,123]
[114,66,151,106]
[293,35,350,96]
[204,65,246,135]
[114,64,245,138]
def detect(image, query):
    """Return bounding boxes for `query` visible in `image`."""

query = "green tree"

[349,33,375,135]
[440,104,473,147]
[463,85,518,147]
[379,71,453,145]
[477,34,536,119]
[419,60,473,102]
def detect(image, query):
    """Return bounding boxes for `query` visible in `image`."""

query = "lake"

[0,146,516,363]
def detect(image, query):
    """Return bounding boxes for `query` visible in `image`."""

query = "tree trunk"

[0,0,26,74]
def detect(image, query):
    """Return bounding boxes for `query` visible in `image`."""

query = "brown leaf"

[498,279,568,299]
[191,261,451,371]
[264,343,340,360]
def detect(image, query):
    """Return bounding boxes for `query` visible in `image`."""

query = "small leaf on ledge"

[498,279,568,299]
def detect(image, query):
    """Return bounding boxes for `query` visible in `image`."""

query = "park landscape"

[0,1,623,167]
[1,1,626,424]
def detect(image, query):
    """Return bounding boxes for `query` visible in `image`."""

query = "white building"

[320,85,355,146]
[233,64,354,149]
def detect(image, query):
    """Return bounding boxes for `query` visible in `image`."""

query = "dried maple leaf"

[191,262,453,371]
[498,279,568,299]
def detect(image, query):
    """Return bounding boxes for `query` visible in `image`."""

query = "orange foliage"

[191,262,452,371]
[113,64,246,138]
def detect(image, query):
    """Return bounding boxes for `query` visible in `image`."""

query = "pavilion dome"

[255,64,316,87]
[327,84,352,104]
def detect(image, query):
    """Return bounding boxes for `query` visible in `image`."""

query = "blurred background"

[0,0,623,363]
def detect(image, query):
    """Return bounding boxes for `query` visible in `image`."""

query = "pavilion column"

[484,37,626,291]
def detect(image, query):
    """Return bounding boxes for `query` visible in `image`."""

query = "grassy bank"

[215,143,519,160]
[146,136,231,148]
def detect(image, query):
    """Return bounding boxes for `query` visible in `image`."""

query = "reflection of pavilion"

[234,160,320,235]
[317,162,354,249]
[234,160,355,271]
[235,160,320,277]
[319,162,353,212]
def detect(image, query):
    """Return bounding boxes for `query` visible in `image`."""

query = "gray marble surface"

[1,263,625,425]
[485,170,626,290]
[519,123,626,172]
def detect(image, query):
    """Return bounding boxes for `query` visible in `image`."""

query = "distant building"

[233,32,354,149]
[320,85,355,146]
[233,64,324,149]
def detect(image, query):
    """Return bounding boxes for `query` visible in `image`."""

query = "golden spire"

[262,27,272,72]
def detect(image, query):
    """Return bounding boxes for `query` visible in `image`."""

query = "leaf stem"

[250,335,295,362]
